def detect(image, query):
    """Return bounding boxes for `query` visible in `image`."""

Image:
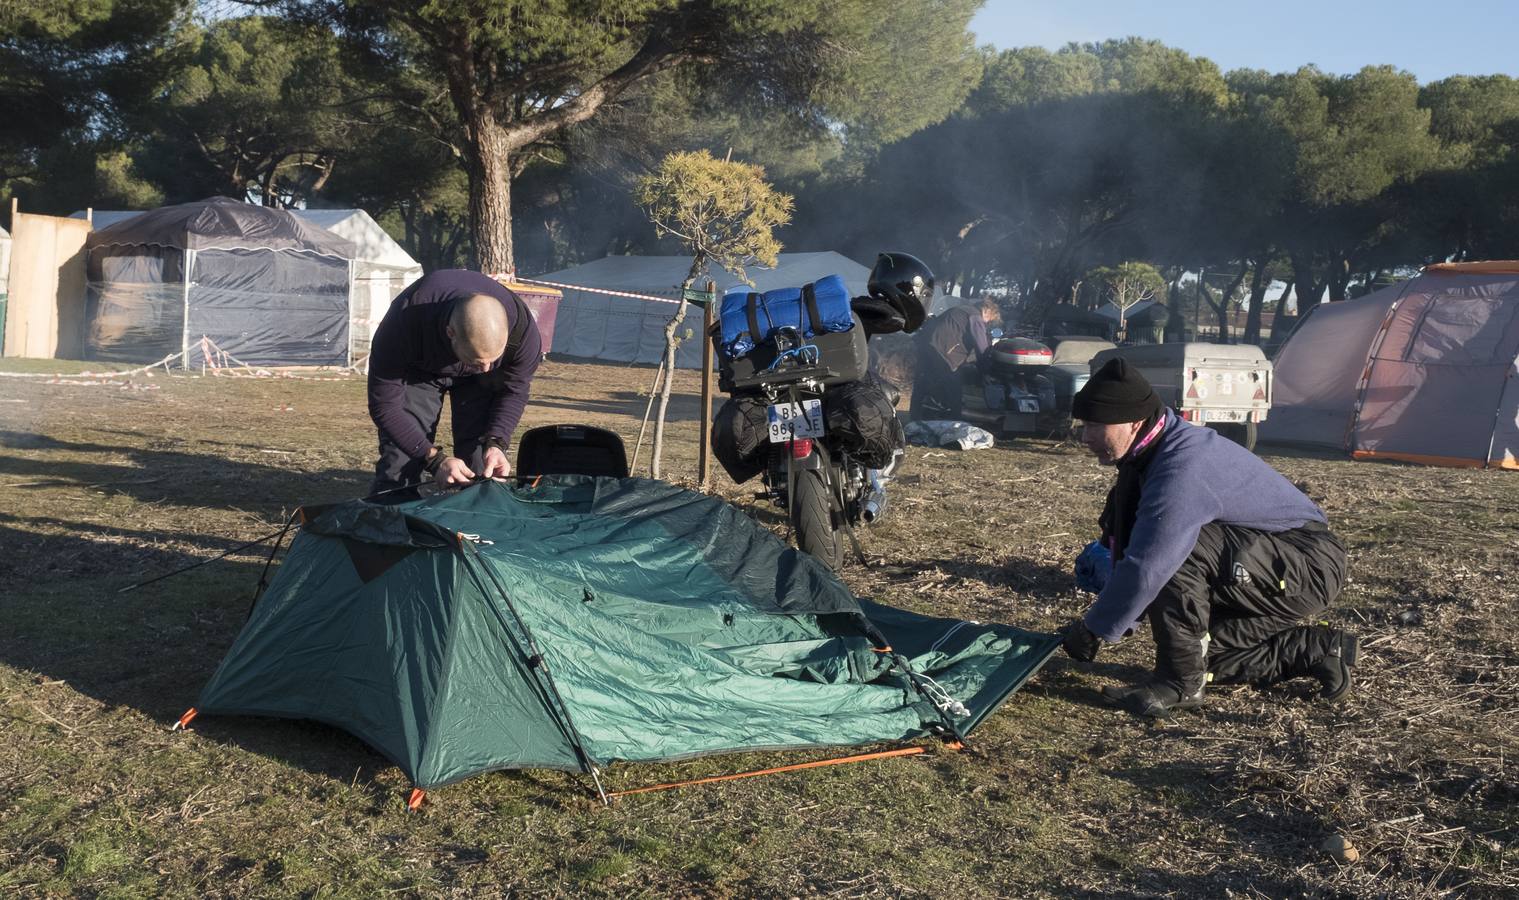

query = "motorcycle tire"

[791,469,842,570]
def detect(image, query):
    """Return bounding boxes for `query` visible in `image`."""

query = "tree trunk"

[466,104,515,275]
[1326,255,1351,303]
[651,259,705,478]
[1290,251,1325,317]
[1243,257,1270,346]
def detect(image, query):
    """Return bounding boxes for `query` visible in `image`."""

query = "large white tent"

[1259,262,1519,469]
[535,251,872,368]
[82,198,357,367]
[290,209,422,355]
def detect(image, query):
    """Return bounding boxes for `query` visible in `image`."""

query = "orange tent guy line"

[1424,261,1519,275]
[605,744,960,799]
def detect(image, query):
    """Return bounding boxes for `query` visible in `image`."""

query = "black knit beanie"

[1072,357,1162,424]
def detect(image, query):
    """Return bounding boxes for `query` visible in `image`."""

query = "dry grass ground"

[0,355,1515,898]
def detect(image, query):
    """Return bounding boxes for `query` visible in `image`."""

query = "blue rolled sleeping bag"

[719,274,854,359]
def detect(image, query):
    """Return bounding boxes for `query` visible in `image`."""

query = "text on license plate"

[767,399,824,442]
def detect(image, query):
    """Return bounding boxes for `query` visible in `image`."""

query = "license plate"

[767,399,824,442]
[1200,409,1243,423]
[1016,398,1040,414]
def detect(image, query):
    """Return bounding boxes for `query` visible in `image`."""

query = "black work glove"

[1061,618,1101,662]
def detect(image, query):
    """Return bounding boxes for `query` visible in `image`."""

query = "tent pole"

[461,540,609,804]
[344,256,352,364]
[246,510,300,618]
[182,249,193,367]
[1342,278,1417,453]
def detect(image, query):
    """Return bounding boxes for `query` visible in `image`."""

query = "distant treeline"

[6,4,1516,335]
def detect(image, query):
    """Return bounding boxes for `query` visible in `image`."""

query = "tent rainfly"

[83,198,357,367]
[180,477,1058,801]
[537,252,872,368]
[1260,262,1519,469]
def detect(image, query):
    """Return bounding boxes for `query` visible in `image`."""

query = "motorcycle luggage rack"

[730,364,838,391]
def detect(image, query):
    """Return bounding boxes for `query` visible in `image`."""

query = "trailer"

[1091,342,1272,451]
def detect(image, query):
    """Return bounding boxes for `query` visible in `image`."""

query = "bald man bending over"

[366,269,542,497]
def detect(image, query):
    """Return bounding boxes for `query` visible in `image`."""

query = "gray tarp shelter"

[538,252,871,368]
[83,198,357,367]
[1259,262,1519,469]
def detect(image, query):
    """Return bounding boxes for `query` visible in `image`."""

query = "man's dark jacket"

[918,305,990,372]
[367,270,542,459]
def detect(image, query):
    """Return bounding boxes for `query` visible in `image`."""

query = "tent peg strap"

[171,708,198,732]
[405,788,426,812]
[858,618,968,744]
[605,744,961,800]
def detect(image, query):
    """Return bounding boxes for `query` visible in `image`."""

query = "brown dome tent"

[1260,262,1519,469]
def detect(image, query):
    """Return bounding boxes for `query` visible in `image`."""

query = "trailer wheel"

[1211,421,1258,453]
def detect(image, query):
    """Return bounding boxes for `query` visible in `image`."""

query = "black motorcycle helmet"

[867,252,935,333]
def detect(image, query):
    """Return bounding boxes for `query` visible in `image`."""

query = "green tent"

[190,477,1058,795]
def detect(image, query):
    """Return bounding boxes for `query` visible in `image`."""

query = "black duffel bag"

[823,380,904,469]
[712,395,771,484]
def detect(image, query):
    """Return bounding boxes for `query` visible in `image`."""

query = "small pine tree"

[634,150,792,478]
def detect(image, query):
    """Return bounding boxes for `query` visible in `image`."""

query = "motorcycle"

[958,335,1058,440]
[720,326,901,570]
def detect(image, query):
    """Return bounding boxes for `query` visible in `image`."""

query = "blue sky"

[970,0,1518,83]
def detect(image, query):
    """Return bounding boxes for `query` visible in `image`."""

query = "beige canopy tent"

[1260,262,1519,469]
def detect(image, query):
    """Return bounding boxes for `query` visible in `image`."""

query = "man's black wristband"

[480,436,509,455]
[421,446,446,475]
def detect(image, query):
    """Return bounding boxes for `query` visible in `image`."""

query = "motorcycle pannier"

[711,395,770,484]
[823,380,904,469]
[718,274,855,359]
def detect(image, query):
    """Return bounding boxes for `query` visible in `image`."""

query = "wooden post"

[697,279,716,489]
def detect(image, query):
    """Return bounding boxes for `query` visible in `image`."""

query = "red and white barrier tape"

[490,273,685,305]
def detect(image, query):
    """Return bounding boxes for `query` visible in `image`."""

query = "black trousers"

[1147,521,1348,694]
[370,373,499,495]
[910,356,972,421]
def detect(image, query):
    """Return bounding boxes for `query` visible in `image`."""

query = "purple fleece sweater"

[1084,410,1327,642]
[367,270,542,459]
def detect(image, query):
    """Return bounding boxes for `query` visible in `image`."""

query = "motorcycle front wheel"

[790,469,842,570]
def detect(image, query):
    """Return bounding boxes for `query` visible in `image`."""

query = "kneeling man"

[1060,358,1358,717]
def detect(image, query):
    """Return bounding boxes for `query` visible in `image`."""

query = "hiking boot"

[1099,681,1203,717]
[1124,683,1206,718]
[1100,682,1146,705]
[1310,631,1359,702]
